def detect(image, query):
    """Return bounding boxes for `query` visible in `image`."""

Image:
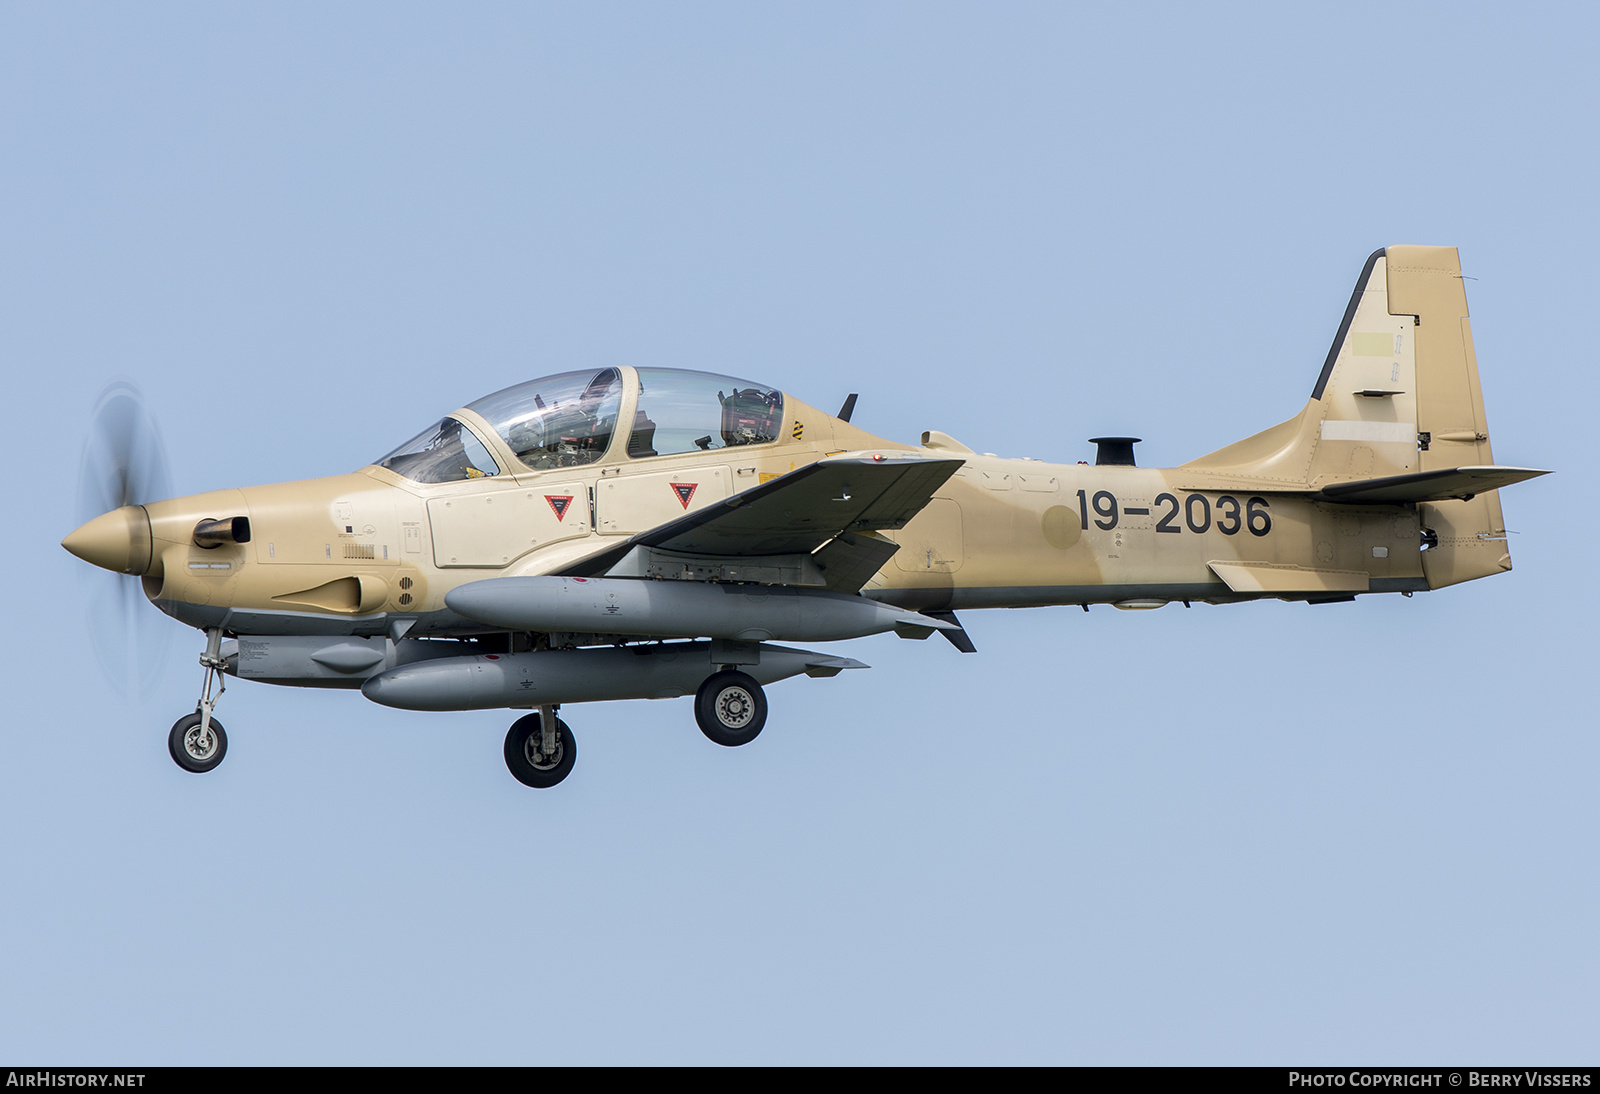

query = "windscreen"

[376,417,500,483]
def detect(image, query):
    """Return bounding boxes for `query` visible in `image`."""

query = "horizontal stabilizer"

[1209,562,1369,595]
[1316,465,1549,504]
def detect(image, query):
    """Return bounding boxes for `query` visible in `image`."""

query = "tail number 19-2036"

[1076,490,1272,537]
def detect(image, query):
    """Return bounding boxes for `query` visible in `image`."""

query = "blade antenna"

[837,393,858,423]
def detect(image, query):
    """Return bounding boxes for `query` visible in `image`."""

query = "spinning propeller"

[73,382,175,698]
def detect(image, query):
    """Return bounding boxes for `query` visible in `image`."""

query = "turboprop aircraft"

[63,246,1547,788]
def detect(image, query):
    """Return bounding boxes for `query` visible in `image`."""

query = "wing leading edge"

[557,455,964,588]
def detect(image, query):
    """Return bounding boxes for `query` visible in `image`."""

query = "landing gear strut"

[169,627,228,773]
[504,705,577,788]
[695,670,767,747]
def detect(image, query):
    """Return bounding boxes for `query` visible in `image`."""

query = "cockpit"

[375,367,786,484]
[628,368,783,458]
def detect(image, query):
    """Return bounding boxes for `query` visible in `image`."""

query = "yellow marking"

[1350,332,1395,357]
[759,461,797,485]
[792,420,804,440]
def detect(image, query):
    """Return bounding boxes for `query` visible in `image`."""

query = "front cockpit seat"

[628,409,659,458]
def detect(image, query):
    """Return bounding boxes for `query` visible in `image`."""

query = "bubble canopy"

[630,368,784,458]
[466,368,625,471]
[375,368,786,482]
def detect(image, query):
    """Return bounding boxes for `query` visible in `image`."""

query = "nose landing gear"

[168,712,227,773]
[168,627,229,774]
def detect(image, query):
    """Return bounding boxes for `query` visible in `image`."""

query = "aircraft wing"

[557,455,964,582]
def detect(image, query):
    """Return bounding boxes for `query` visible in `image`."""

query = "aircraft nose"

[62,506,153,575]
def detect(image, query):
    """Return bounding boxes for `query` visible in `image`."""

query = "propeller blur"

[72,382,174,701]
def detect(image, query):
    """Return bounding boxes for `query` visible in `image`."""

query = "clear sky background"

[2,2,1595,1065]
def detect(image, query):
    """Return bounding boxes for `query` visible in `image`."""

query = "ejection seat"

[627,409,659,458]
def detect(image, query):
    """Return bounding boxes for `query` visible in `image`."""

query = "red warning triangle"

[544,495,574,520]
[670,482,698,509]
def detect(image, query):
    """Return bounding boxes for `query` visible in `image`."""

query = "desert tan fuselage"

[72,245,1523,644]
[129,430,1452,643]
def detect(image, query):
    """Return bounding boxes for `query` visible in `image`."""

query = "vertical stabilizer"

[1182,246,1511,589]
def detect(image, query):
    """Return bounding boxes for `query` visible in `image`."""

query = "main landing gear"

[169,627,228,773]
[504,706,577,788]
[695,670,767,747]
[500,671,771,788]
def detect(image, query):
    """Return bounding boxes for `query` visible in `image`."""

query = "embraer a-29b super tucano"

[64,246,1547,788]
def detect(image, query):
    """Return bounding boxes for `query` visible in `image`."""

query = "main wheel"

[695,671,767,747]
[168,712,228,773]
[503,714,577,788]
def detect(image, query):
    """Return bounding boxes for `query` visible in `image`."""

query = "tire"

[503,714,577,788]
[694,671,767,747]
[168,712,228,773]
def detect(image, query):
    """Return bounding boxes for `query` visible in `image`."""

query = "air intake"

[1088,437,1141,467]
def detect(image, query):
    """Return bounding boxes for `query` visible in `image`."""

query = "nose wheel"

[169,712,228,773]
[695,670,767,747]
[168,626,230,773]
[504,708,577,788]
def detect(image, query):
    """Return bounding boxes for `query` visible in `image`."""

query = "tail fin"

[1182,246,1515,589]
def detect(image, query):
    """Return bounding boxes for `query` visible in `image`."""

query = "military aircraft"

[63,246,1547,787]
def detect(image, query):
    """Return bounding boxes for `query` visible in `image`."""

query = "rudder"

[1387,246,1509,588]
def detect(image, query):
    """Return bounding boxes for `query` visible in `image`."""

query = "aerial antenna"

[836,393,858,423]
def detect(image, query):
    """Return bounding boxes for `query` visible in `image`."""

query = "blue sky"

[3,2,1595,1063]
